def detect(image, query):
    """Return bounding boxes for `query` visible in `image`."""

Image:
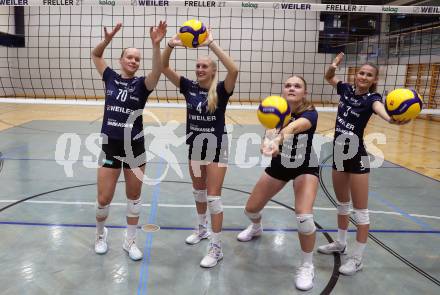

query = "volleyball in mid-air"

[257,96,292,129]
[178,19,208,48]
[385,88,423,121]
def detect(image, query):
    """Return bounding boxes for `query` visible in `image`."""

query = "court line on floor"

[1,221,439,234]
[319,154,440,286]
[1,199,439,221]
[138,160,165,295]
[369,191,440,233]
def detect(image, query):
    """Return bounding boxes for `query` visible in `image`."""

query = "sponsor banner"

[0,0,29,5]
[0,0,439,14]
[131,0,169,6]
[413,6,440,14]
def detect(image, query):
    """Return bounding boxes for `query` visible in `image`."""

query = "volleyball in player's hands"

[257,96,292,129]
[178,19,208,48]
[385,88,423,121]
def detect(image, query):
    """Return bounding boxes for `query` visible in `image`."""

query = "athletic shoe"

[339,256,363,275]
[237,224,263,242]
[95,227,108,254]
[200,242,223,268]
[185,225,210,245]
[295,263,315,291]
[317,241,347,255]
[123,237,143,261]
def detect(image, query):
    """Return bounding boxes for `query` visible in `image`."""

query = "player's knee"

[96,202,110,219]
[207,196,223,214]
[353,208,370,225]
[296,214,316,235]
[127,197,142,218]
[244,209,261,221]
[337,200,351,215]
[193,189,207,203]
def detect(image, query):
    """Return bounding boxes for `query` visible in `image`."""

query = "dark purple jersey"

[101,67,152,142]
[334,82,382,144]
[279,109,318,168]
[180,76,233,146]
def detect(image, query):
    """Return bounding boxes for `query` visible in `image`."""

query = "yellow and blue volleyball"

[178,19,208,48]
[257,96,292,129]
[385,88,423,121]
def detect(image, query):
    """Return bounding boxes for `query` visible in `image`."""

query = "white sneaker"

[185,225,210,245]
[339,256,363,275]
[295,263,315,291]
[237,224,263,242]
[317,241,347,255]
[95,227,108,254]
[200,242,223,268]
[123,238,143,261]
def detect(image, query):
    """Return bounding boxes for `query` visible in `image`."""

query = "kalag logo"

[382,6,398,13]
[99,0,115,6]
[242,1,257,9]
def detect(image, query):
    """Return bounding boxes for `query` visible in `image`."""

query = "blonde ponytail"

[207,60,218,113]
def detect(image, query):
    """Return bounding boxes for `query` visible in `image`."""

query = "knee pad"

[244,209,261,221]
[296,214,316,235]
[96,203,109,219]
[127,198,142,218]
[193,189,207,203]
[207,196,223,214]
[353,208,370,225]
[337,201,351,215]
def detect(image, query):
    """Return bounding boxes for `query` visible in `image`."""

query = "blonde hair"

[207,59,218,113]
[288,75,315,115]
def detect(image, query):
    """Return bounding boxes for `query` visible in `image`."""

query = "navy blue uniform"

[180,76,233,163]
[99,67,152,168]
[332,82,382,173]
[265,109,319,182]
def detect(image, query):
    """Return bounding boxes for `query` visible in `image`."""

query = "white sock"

[211,232,222,245]
[252,222,262,230]
[126,224,137,241]
[198,214,208,227]
[96,221,105,235]
[352,240,366,258]
[301,249,313,265]
[337,228,348,245]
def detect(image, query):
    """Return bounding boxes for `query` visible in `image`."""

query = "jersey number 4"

[196,102,203,114]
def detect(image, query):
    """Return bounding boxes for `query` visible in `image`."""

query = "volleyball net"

[0,1,439,113]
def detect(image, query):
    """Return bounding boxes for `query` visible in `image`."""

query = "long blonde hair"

[288,75,315,115]
[207,59,218,113]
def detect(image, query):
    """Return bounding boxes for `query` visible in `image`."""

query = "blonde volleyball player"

[162,28,238,268]
[318,53,408,275]
[91,21,167,260]
[238,76,319,291]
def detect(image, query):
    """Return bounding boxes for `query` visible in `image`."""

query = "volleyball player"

[162,29,238,268]
[91,21,167,260]
[317,52,408,275]
[237,76,319,291]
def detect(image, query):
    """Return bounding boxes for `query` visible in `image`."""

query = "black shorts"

[332,142,370,174]
[99,138,146,169]
[265,155,319,182]
[188,143,228,164]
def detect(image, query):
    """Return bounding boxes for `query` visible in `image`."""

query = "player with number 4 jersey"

[162,27,238,269]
